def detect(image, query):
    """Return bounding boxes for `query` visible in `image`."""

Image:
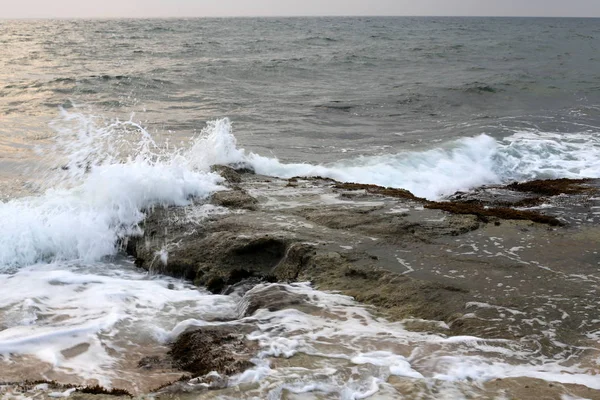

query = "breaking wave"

[2,112,599,268]
[189,118,600,199]
[0,111,224,268]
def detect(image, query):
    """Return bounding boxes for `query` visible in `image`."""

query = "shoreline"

[127,168,600,397]
[4,169,600,398]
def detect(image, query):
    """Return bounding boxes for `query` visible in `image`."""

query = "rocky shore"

[127,167,600,397]
[131,168,600,338]
[5,167,600,399]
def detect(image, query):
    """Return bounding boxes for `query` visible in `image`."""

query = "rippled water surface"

[1,17,599,163]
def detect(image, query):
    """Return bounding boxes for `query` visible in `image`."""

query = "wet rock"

[425,201,563,226]
[447,186,542,207]
[333,182,423,201]
[210,188,258,210]
[131,209,295,291]
[273,242,316,281]
[169,325,257,377]
[506,178,595,196]
[193,233,289,293]
[138,355,171,371]
[296,207,480,240]
[295,252,469,323]
[210,165,243,184]
[128,175,600,350]
[239,284,319,316]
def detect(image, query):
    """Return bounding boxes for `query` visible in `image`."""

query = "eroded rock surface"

[127,170,600,355]
[169,325,257,377]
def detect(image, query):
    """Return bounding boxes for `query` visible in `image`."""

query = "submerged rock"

[169,325,257,377]
[239,283,319,316]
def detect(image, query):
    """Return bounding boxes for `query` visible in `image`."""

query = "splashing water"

[1,111,600,398]
[0,110,224,268]
[187,117,600,199]
[3,112,600,268]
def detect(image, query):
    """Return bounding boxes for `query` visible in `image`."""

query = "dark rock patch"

[169,325,257,377]
[240,284,318,316]
[506,178,595,197]
[210,189,258,210]
[78,386,132,397]
[289,175,337,183]
[334,182,423,201]
[425,201,563,226]
[210,165,243,184]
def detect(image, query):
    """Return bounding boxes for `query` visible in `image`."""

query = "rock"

[506,178,595,196]
[210,165,243,184]
[138,355,171,371]
[131,207,296,291]
[296,207,480,240]
[193,233,290,293]
[294,252,469,323]
[210,189,258,210]
[210,164,255,184]
[272,242,316,281]
[169,325,257,377]
[238,283,319,316]
[425,201,563,226]
[127,175,600,350]
[334,182,423,201]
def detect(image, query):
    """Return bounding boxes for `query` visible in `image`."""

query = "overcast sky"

[4,0,600,19]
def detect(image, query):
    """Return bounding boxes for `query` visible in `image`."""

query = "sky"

[3,0,600,19]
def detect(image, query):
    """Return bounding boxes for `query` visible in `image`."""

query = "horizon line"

[3,14,600,21]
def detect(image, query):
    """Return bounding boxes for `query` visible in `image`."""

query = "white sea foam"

[0,260,238,386]
[0,271,597,396]
[0,111,224,268]
[200,283,600,398]
[2,113,600,396]
[3,114,599,268]
[186,118,600,200]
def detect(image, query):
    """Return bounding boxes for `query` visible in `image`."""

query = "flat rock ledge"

[120,168,600,396]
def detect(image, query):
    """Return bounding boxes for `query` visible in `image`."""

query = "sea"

[0,17,599,398]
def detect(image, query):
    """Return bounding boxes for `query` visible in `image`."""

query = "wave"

[0,111,224,268]
[2,113,599,268]
[187,118,600,200]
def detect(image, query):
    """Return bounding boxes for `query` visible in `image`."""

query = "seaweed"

[425,201,562,226]
[506,178,594,197]
[78,385,133,397]
[289,175,337,182]
[0,380,132,397]
[148,374,192,393]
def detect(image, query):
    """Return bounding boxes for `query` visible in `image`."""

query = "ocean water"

[1,17,600,398]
